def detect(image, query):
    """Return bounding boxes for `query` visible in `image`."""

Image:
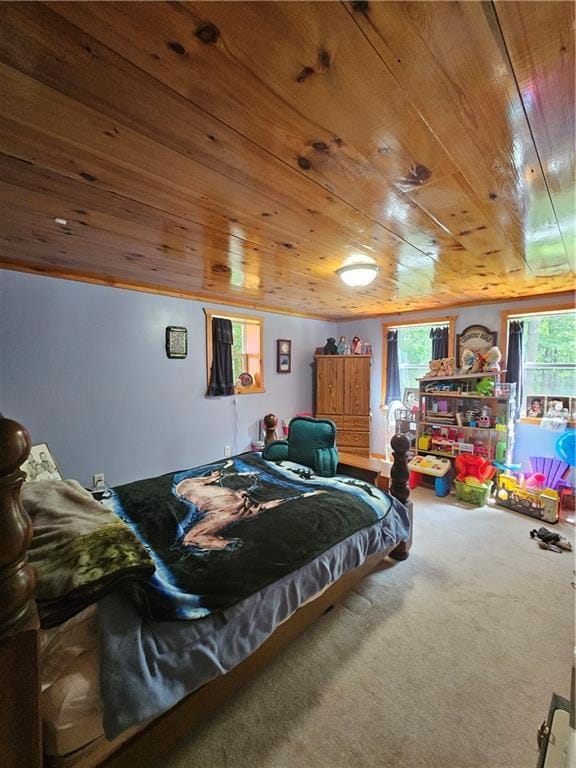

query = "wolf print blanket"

[110,453,395,620]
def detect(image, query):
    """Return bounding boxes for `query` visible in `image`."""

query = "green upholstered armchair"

[262,416,338,477]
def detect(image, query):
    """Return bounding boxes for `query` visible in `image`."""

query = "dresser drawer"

[343,415,370,430]
[316,414,344,428]
[338,430,369,447]
[339,447,370,457]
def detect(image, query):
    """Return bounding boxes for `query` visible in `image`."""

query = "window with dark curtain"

[207,317,235,396]
[385,329,401,404]
[430,326,449,359]
[506,320,524,418]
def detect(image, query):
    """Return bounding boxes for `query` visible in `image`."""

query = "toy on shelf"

[323,338,338,354]
[351,336,363,355]
[461,346,502,374]
[336,336,351,355]
[475,377,494,396]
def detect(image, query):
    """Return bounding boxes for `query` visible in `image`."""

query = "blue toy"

[556,430,575,466]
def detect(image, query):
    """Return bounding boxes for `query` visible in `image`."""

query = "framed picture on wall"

[526,395,546,418]
[21,443,63,483]
[456,324,497,369]
[277,339,292,373]
[165,326,188,359]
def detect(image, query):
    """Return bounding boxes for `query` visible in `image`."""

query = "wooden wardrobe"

[314,355,371,456]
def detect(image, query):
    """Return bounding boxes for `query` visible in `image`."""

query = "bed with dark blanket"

[96,453,409,737]
[23,451,409,744]
[106,452,404,623]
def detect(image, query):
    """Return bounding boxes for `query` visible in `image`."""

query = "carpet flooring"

[159,489,575,768]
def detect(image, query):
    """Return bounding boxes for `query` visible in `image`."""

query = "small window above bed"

[205,310,264,395]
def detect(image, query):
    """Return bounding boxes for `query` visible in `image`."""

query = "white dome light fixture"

[336,254,380,287]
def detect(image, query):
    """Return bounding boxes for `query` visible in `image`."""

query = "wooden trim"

[0,417,411,768]
[381,315,456,406]
[204,309,265,395]
[334,291,576,322]
[519,417,576,428]
[500,301,575,365]
[0,262,335,322]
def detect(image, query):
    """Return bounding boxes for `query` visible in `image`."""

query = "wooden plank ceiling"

[0,1,573,319]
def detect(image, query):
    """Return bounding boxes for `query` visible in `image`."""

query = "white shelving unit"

[416,372,516,465]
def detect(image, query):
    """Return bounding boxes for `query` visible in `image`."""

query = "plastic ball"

[556,431,576,466]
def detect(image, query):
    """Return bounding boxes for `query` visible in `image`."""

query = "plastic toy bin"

[454,480,493,506]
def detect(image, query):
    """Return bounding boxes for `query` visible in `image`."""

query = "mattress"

[40,606,103,757]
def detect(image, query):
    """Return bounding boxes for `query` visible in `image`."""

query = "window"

[205,310,264,394]
[382,316,455,403]
[503,307,575,410]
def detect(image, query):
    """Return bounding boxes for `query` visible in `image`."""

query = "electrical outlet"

[92,472,105,488]
[224,446,231,457]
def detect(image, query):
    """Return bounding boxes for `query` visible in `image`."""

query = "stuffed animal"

[336,336,350,355]
[425,359,444,378]
[442,356,455,376]
[475,377,494,396]
[351,336,363,354]
[323,337,338,355]
[482,346,501,373]
[461,348,480,373]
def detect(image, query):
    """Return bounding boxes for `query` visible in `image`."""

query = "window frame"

[500,302,575,423]
[205,309,265,395]
[381,315,456,406]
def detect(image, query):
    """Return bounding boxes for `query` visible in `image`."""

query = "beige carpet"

[159,489,575,768]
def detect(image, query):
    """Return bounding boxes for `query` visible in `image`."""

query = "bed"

[0,418,412,768]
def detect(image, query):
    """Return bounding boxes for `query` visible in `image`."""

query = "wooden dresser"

[315,355,371,456]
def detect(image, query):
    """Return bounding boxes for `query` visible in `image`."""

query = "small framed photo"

[277,339,292,373]
[403,388,419,410]
[165,326,187,359]
[526,396,546,418]
[21,443,63,483]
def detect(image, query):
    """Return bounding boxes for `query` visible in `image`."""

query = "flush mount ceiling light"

[336,254,380,287]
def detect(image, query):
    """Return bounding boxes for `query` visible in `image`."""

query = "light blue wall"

[337,293,574,461]
[0,270,335,487]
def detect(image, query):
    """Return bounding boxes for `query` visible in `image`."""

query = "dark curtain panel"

[207,317,235,397]
[385,329,401,404]
[430,326,449,359]
[505,320,524,418]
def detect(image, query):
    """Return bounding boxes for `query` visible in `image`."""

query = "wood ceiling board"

[495,0,576,265]
[0,1,572,317]
[0,3,435,269]
[45,1,464,260]
[350,0,571,274]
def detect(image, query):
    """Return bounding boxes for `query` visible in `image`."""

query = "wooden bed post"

[388,433,412,561]
[0,418,42,768]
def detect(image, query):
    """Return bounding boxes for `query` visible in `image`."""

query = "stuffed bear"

[336,336,350,355]
[442,356,455,376]
[323,337,338,354]
[425,359,444,377]
[482,346,501,373]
